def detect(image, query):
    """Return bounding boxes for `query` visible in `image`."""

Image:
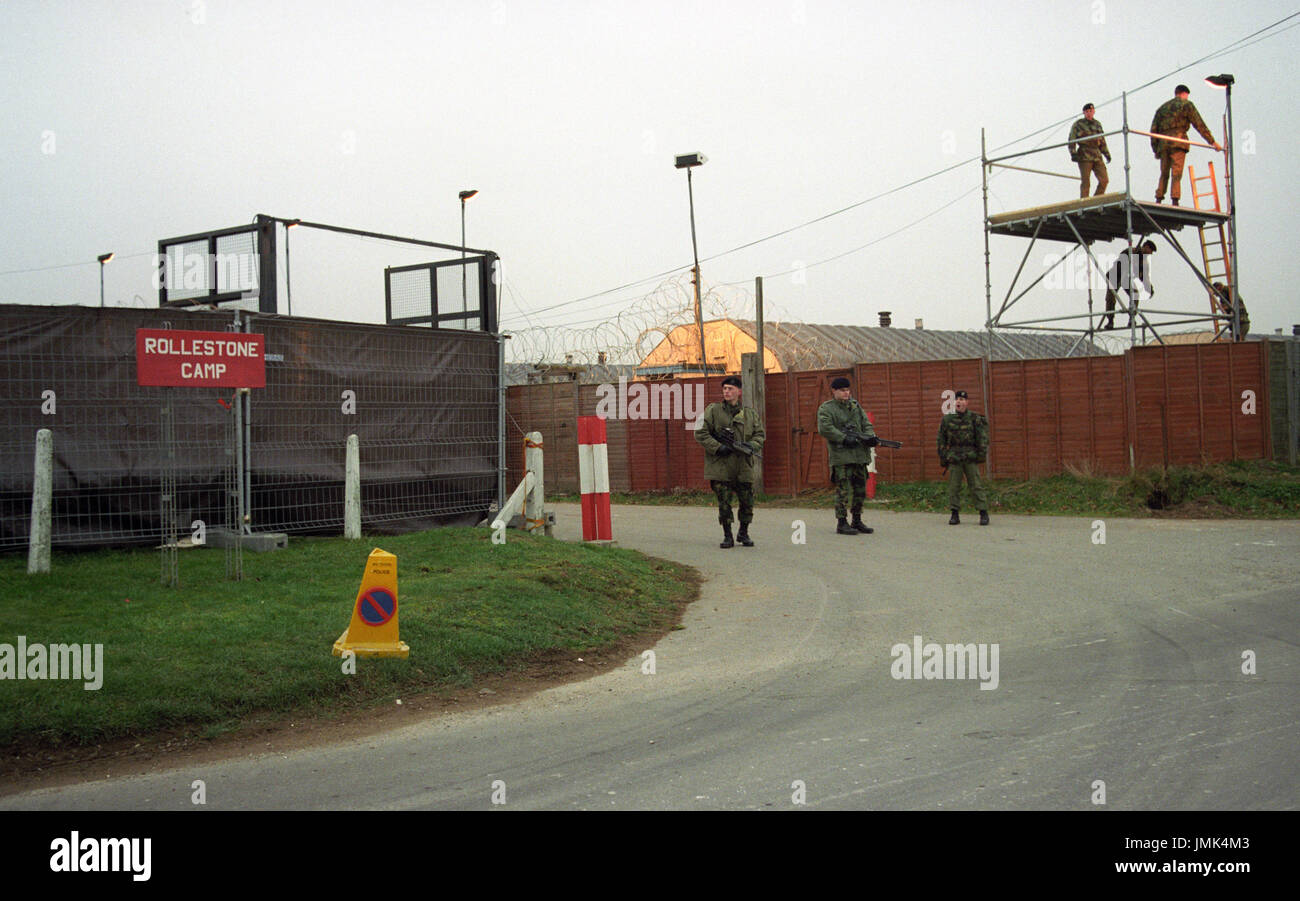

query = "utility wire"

[0,248,155,277]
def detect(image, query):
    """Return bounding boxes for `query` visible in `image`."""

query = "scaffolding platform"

[980,87,1242,347]
[987,193,1231,244]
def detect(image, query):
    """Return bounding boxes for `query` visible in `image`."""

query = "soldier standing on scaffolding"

[1150,84,1222,206]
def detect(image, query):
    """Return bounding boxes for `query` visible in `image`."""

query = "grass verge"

[551,460,1300,518]
[0,528,697,752]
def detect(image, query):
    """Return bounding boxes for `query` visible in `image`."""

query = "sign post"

[136,327,268,585]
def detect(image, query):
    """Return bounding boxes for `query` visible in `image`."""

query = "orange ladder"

[1188,161,1233,337]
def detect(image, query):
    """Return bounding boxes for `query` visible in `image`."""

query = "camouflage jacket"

[1068,117,1110,162]
[816,397,876,467]
[1150,98,1216,157]
[937,410,989,465]
[1213,286,1250,336]
[695,401,765,482]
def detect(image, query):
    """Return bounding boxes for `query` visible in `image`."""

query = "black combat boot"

[720,521,734,549]
[737,523,754,547]
[979,510,990,526]
[948,509,960,525]
[851,513,874,534]
[837,517,857,535]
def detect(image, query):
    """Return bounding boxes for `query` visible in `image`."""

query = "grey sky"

[2,0,1297,360]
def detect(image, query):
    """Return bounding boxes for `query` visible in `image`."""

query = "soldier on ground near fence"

[1150,83,1221,206]
[816,376,878,536]
[1068,102,1111,198]
[937,390,990,526]
[695,375,765,549]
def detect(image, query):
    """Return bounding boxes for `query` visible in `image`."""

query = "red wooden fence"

[507,341,1273,493]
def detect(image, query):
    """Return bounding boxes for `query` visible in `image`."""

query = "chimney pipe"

[878,311,892,328]
[1293,324,1300,337]
[914,318,924,330]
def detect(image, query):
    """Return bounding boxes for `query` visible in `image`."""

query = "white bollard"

[523,431,546,534]
[28,429,52,574]
[491,431,545,533]
[345,433,361,539]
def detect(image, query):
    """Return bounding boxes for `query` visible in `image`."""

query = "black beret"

[1082,102,1095,111]
[830,377,851,390]
[955,390,968,399]
[1175,84,1190,94]
[721,376,742,388]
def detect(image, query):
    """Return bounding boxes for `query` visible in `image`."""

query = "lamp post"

[674,152,708,375]
[1205,73,1237,339]
[284,219,300,316]
[459,189,478,316]
[97,252,114,307]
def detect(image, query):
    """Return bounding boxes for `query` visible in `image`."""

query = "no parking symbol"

[358,587,396,626]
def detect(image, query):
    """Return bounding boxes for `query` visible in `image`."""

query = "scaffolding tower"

[982,91,1240,356]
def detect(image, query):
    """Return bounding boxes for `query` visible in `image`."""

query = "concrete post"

[525,431,547,534]
[28,428,52,574]
[345,433,361,539]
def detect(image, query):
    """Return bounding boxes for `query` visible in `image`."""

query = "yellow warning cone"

[332,548,410,659]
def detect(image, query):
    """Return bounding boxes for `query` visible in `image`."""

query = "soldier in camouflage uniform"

[1150,84,1222,205]
[1068,102,1111,198]
[1212,282,1250,340]
[816,376,878,535]
[937,390,990,525]
[695,375,765,548]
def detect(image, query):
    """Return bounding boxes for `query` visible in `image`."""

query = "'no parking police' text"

[135,329,266,388]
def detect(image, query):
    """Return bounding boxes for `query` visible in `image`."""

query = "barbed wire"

[505,274,745,366]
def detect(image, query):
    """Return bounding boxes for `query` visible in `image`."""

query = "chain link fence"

[1,305,499,551]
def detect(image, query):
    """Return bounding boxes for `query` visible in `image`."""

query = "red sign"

[135,329,266,388]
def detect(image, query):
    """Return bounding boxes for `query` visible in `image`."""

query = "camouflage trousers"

[831,463,868,519]
[947,462,988,511]
[1078,159,1109,197]
[711,479,755,525]
[1156,149,1186,201]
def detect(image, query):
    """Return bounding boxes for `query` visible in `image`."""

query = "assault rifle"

[713,427,763,459]
[841,426,902,450]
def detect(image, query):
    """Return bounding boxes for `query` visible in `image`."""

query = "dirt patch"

[0,572,699,796]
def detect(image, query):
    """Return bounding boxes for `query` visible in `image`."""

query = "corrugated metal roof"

[729,319,1104,367]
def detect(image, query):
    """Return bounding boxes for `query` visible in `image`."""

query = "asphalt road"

[4,503,1297,810]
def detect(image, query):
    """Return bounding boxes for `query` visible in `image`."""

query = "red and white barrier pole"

[577,416,613,542]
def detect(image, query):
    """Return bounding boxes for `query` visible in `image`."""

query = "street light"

[674,152,708,375]
[459,189,478,316]
[1205,74,1238,339]
[97,252,114,307]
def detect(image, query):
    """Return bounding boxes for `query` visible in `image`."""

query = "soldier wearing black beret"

[937,390,990,525]
[816,376,878,535]
[695,375,765,548]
